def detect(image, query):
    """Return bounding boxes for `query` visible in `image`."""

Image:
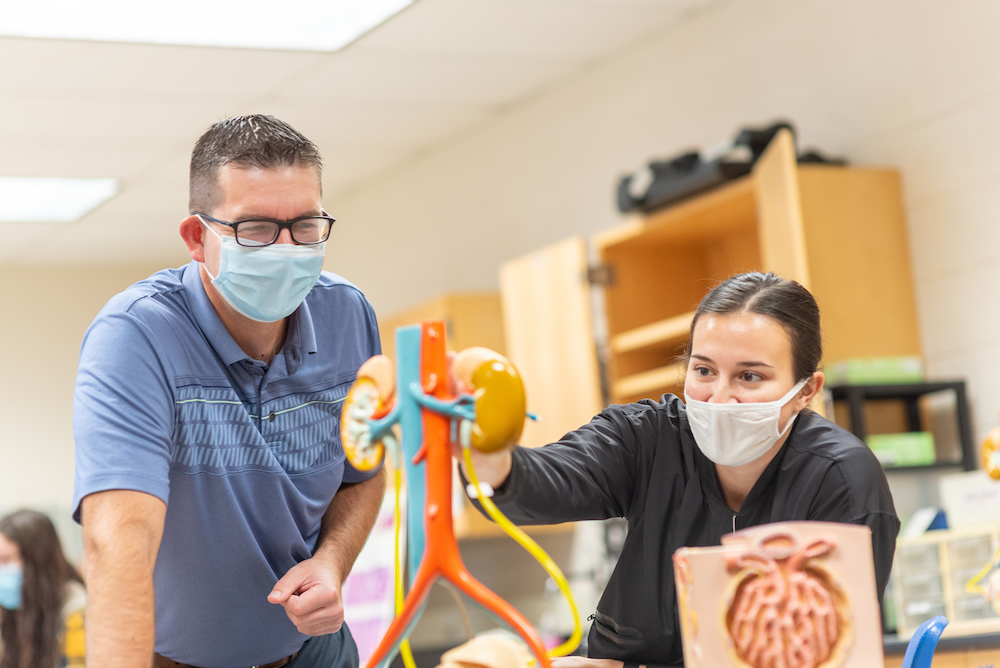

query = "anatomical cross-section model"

[673,521,885,668]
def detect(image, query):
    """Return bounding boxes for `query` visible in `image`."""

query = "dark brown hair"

[0,510,84,668]
[189,114,323,213]
[688,272,822,382]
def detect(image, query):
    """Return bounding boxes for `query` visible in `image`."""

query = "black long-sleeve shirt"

[477,395,899,666]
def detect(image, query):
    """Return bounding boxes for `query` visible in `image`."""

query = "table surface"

[883,631,1000,655]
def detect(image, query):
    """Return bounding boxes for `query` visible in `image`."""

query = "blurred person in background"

[0,509,86,668]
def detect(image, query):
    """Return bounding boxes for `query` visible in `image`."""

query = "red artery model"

[359,321,552,668]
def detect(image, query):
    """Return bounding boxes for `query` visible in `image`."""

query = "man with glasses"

[73,115,385,668]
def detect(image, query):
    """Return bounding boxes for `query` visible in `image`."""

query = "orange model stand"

[357,321,551,668]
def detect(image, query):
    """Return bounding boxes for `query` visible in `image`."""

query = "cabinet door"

[932,651,974,668]
[752,128,811,287]
[377,293,505,362]
[968,649,1000,668]
[797,165,922,362]
[500,237,603,448]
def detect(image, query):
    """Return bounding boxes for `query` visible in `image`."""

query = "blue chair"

[901,615,949,668]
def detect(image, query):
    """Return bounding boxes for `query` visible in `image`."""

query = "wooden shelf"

[593,176,756,251]
[613,362,685,399]
[610,311,694,354]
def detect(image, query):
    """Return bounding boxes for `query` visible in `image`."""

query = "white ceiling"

[0,0,718,266]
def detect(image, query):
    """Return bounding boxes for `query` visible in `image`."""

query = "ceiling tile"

[260,97,491,147]
[12,170,191,266]
[0,37,324,96]
[0,137,175,180]
[275,51,577,106]
[351,0,697,59]
[0,91,256,143]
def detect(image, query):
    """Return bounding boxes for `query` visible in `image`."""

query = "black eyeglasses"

[194,212,335,247]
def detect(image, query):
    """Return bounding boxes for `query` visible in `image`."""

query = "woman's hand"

[456,445,513,491]
[448,347,518,490]
[550,659,626,668]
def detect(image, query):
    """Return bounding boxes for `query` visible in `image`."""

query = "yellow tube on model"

[463,447,583,658]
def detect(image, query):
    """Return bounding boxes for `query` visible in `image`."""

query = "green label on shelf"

[866,431,936,468]
[826,356,924,385]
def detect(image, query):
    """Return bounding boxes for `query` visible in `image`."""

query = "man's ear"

[179,215,206,262]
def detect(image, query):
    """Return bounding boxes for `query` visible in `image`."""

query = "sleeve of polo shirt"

[72,309,174,522]
[364,299,382,357]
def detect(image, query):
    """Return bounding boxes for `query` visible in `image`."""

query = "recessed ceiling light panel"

[0,177,119,223]
[0,0,414,52]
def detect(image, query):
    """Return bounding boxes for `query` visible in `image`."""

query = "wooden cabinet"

[968,648,1000,667]
[377,292,506,363]
[501,129,922,440]
[499,238,604,448]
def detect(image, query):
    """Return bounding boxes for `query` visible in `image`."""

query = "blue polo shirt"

[73,261,380,668]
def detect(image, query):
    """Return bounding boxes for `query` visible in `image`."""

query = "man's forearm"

[313,469,387,581]
[83,491,165,667]
[87,538,157,665]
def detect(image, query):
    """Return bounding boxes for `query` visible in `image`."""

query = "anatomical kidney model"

[673,521,883,668]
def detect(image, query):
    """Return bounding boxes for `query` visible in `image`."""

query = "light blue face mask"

[0,564,23,610]
[201,219,326,323]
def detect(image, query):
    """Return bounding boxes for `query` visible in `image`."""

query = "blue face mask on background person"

[0,564,22,610]
[200,220,325,323]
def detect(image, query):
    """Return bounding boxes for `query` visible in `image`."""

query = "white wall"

[0,264,169,558]
[325,0,1000,445]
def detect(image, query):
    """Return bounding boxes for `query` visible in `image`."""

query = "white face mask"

[684,379,808,467]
